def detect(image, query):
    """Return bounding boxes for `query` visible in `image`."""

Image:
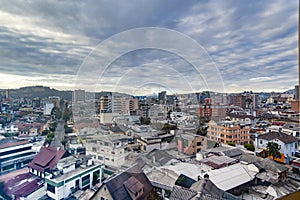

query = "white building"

[255,131,298,163]
[44,103,55,115]
[0,138,37,175]
[85,134,129,168]
[45,156,104,200]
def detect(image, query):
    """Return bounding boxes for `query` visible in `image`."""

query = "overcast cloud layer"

[0,0,298,94]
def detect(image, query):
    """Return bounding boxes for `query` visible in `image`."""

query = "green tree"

[227,142,236,146]
[244,143,255,151]
[266,142,281,160]
[140,117,151,125]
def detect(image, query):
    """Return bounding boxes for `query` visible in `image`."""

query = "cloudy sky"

[0,0,298,94]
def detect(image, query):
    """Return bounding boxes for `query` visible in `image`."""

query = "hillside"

[1,86,72,100]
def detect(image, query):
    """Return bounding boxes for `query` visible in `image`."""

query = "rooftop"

[0,138,29,150]
[258,131,299,144]
[207,163,259,191]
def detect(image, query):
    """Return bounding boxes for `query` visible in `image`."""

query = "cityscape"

[0,1,299,200]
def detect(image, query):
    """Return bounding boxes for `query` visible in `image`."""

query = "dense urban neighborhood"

[0,86,299,200]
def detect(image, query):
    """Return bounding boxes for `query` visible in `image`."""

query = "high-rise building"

[233,95,246,108]
[73,89,86,103]
[295,85,299,100]
[158,91,167,104]
[99,92,112,113]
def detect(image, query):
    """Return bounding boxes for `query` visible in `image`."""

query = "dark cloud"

[0,0,297,93]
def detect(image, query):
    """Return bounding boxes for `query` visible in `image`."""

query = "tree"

[244,143,255,151]
[266,142,281,160]
[227,142,235,146]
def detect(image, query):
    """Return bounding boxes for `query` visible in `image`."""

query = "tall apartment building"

[295,85,299,100]
[233,95,246,109]
[99,92,112,113]
[73,89,86,103]
[158,91,167,104]
[207,120,251,145]
[99,93,138,115]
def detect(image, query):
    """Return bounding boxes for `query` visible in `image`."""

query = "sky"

[0,0,298,95]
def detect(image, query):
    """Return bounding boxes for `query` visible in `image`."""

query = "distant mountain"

[284,88,295,94]
[1,86,72,100]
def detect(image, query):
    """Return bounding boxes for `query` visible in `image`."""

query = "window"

[98,156,103,160]
[260,140,263,144]
[47,184,55,194]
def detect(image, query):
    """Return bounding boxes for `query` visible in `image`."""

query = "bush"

[227,142,236,146]
[244,143,255,151]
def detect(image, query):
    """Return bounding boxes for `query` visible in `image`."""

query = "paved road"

[51,119,65,148]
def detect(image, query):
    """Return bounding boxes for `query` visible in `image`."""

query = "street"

[51,119,65,148]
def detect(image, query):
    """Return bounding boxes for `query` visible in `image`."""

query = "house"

[175,131,207,155]
[255,131,298,163]
[0,138,37,175]
[45,155,104,200]
[207,163,259,196]
[3,173,46,200]
[92,164,154,200]
[28,146,69,178]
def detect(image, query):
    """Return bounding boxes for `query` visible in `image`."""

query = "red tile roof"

[28,147,66,173]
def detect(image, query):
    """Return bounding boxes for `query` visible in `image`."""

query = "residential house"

[92,164,154,200]
[255,131,298,163]
[28,146,69,178]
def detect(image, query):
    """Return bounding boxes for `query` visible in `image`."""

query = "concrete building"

[85,134,129,168]
[136,131,175,152]
[100,92,113,113]
[295,85,299,100]
[158,91,167,104]
[175,132,207,155]
[0,138,37,175]
[73,89,86,103]
[45,156,104,200]
[207,120,251,145]
[43,103,55,115]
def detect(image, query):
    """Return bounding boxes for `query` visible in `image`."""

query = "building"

[73,89,86,103]
[49,96,61,108]
[100,92,112,113]
[199,98,212,121]
[136,131,175,152]
[233,95,246,109]
[291,100,299,112]
[92,164,153,200]
[44,103,55,115]
[158,91,167,104]
[32,97,41,108]
[45,156,104,200]
[28,147,69,178]
[3,173,46,200]
[0,138,37,175]
[175,132,207,155]
[255,131,298,163]
[295,85,299,100]
[207,120,251,145]
[85,134,129,168]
